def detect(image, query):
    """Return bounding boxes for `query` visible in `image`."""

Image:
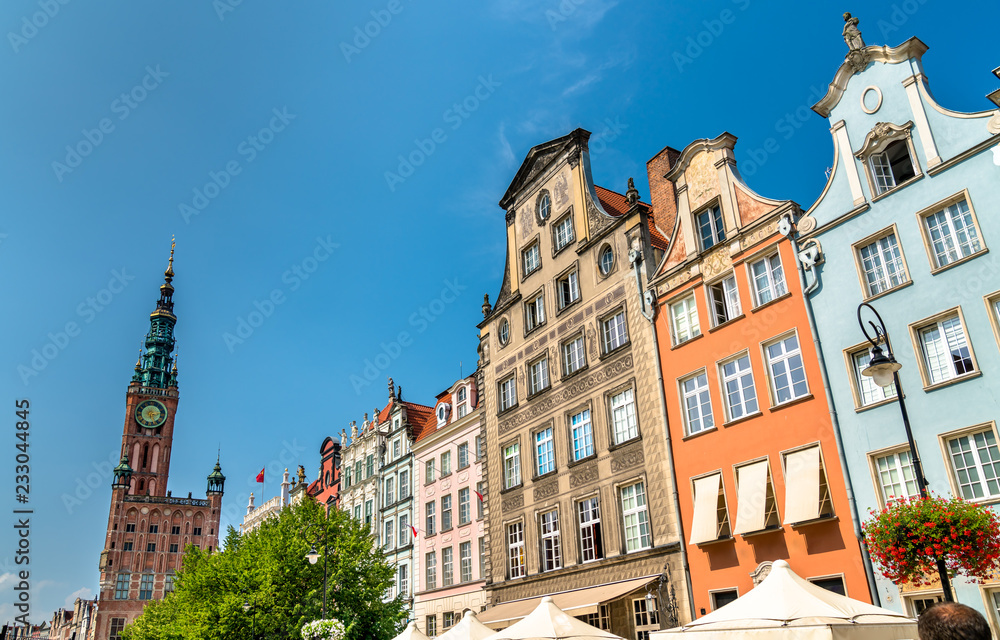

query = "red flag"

[256,468,265,483]
[410,525,418,538]
[474,490,484,502]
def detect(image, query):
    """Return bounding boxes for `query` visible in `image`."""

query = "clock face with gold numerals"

[135,399,168,429]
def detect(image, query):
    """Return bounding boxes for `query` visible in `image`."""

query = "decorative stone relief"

[586,323,598,361]
[701,247,732,280]
[586,196,616,239]
[797,215,818,235]
[989,112,1000,135]
[533,480,559,500]
[610,444,644,473]
[520,204,533,240]
[740,220,780,250]
[750,561,773,585]
[554,172,570,208]
[569,462,599,488]
[666,266,696,292]
[501,493,524,513]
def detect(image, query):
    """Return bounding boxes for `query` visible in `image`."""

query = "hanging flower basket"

[302,619,348,640]
[862,495,1000,586]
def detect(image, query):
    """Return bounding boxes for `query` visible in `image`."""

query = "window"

[164,574,175,592]
[146,543,156,553]
[810,576,846,596]
[610,388,639,444]
[457,402,468,419]
[354,504,362,521]
[538,192,551,221]
[557,269,580,309]
[681,372,714,435]
[114,573,130,600]
[437,405,448,425]
[425,502,436,535]
[535,427,555,476]
[946,427,1000,500]
[398,564,409,598]
[633,597,660,640]
[476,482,485,519]
[690,473,731,545]
[916,312,975,385]
[555,215,575,250]
[193,527,202,536]
[709,274,741,325]
[426,615,437,637]
[355,460,363,482]
[578,497,603,562]
[525,292,546,331]
[711,589,739,611]
[384,520,394,549]
[399,470,410,500]
[442,495,453,531]
[601,310,628,353]
[426,460,435,483]
[385,477,395,505]
[443,612,457,629]
[125,523,136,533]
[459,488,471,525]
[529,357,550,395]
[460,541,472,582]
[781,446,833,524]
[621,482,652,551]
[869,140,916,195]
[343,467,352,488]
[146,524,157,534]
[848,347,898,407]
[442,547,454,586]
[499,375,517,412]
[580,605,612,631]
[507,522,526,578]
[458,443,470,469]
[599,245,615,275]
[479,536,486,577]
[749,252,787,306]
[109,618,126,640]
[523,242,541,276]
[670,295,700,344]
[697,204,726,250]
[123,541,134,551]
[366,455,374,478]
[923,198,984,269]
[425,552,437,590]
[570,409,595,462]
[733,460,780,534]
[499,318,510,346]
[503,443,521,489]
[393,439,401,459]
[400,514,410,544]
[540,510,562,571]
[563,334,587,377]
[856,231,908,297]
[169,543,178,553]
[441,451,452,476]
[905,595,944,617]
[139,573,154,600]
[765,334,809,404]
[365,500,373,528]
[720,355,758,421]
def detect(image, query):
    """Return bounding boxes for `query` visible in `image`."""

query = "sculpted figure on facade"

[842,13,865,51]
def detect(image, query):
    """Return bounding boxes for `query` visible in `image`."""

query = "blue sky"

[0,0,996,625]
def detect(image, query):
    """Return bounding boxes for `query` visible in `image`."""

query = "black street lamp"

[303,523,330,619]
[857,302,954,602]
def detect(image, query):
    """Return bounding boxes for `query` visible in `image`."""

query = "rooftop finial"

[625,177,639,206]
[164,236,176,283]
[842,13,865,52]
[172,352,178,373]
[482,293,492,318]
[388,377,396,400]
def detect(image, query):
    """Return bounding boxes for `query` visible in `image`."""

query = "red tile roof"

[403,402,436,441]
[594,185,669,250]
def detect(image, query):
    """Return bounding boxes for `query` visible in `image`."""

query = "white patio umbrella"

[484,596,624,640]
[652,560,917,640]
[438,610,496,640]
[393,620,431,640]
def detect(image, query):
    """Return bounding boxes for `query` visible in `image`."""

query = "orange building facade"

[647,134,872,616]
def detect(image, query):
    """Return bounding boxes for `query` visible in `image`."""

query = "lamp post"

[857,302,954,602]
[243,598,256,640]
[303,523,330,619]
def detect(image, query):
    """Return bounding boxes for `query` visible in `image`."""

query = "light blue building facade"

[796,23,1000,621]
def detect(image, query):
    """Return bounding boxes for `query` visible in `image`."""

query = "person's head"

[918,602,991,640]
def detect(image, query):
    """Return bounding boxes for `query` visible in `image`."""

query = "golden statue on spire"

[165,236,175,282]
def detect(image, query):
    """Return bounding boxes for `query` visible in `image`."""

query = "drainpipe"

[630,246,697,623]
[784,217,882,607]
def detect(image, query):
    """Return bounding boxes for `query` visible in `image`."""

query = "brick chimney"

[645,144,681,246]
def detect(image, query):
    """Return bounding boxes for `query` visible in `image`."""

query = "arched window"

[142,444,149,469]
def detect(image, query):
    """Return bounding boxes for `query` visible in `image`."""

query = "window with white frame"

[872,449,918,505]
[399,469,410,499]
[507,522,526,578]
[681,372,714,435]
[670,294,700,344]
[749,253,787,306]
[555,215,575,250]
[499,375,517,412]
[503,443,521,489]
[384,519,394,550]
[578,497,604,562]
[384,476,395,505]
[459,541,473,582]
[458,442,469,469]
[557,269,580,309]
[610,388,639,444]
[697,204,726,251]
[400,514,410,544]
[393,438,401,459]
[857,231,908,297]
[711,589,739,611]
[535,427,555,476]
[765,334,809,404]
[398,564,409,598]
[425,551,437,590]
[525,292,546,332]
[571,409,594,461]
[523,242,541,276]
[476,482,485,520]
[708,274,741,326]
[478,536,486,575]
[602,310,628,353]
[441,450,452,476]
[459,487,471,525]
[621,482,652,551]
[538,192,551,221]
[851,348,898,406]
[426,615,437,637]
[946,427,1000,500]
[425,501,436,535]
[720,355,758,421]
[922,198,984,269]
[425,460,435,483]
[529,356,550,395]
[869,140,916,195]
[443,612,457,629]
[563,335,586,376]
[633,596,660,640]
[916,313,976,385]
[442,546,454,586]
[499,318,510,346]
[442,494,453,530]
[540,510,562,571]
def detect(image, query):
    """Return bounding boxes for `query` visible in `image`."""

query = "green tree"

[125,498,406,640]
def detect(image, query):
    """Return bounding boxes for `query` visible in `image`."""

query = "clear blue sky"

[0,0,996,624]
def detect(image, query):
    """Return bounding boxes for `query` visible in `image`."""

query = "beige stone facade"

[476,129,690,640]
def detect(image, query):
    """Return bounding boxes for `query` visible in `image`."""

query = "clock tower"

[93,243,225,640]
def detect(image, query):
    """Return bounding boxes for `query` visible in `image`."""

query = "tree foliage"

[125,498,407,640]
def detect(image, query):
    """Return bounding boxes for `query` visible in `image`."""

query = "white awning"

[690,474,722,545]
[733,460,768,535]
[478,576,655,628]
[783,446,821,524]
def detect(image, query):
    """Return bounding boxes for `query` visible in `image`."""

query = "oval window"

[499,319,510,345]
[538,193,551,221]
[599,245,614,275]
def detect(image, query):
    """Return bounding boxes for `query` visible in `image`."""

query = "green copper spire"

[137,239,178,389]
[207,455,226,495]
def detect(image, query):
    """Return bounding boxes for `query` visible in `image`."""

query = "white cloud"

[64,587,94,608]
[498,123,516,166]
